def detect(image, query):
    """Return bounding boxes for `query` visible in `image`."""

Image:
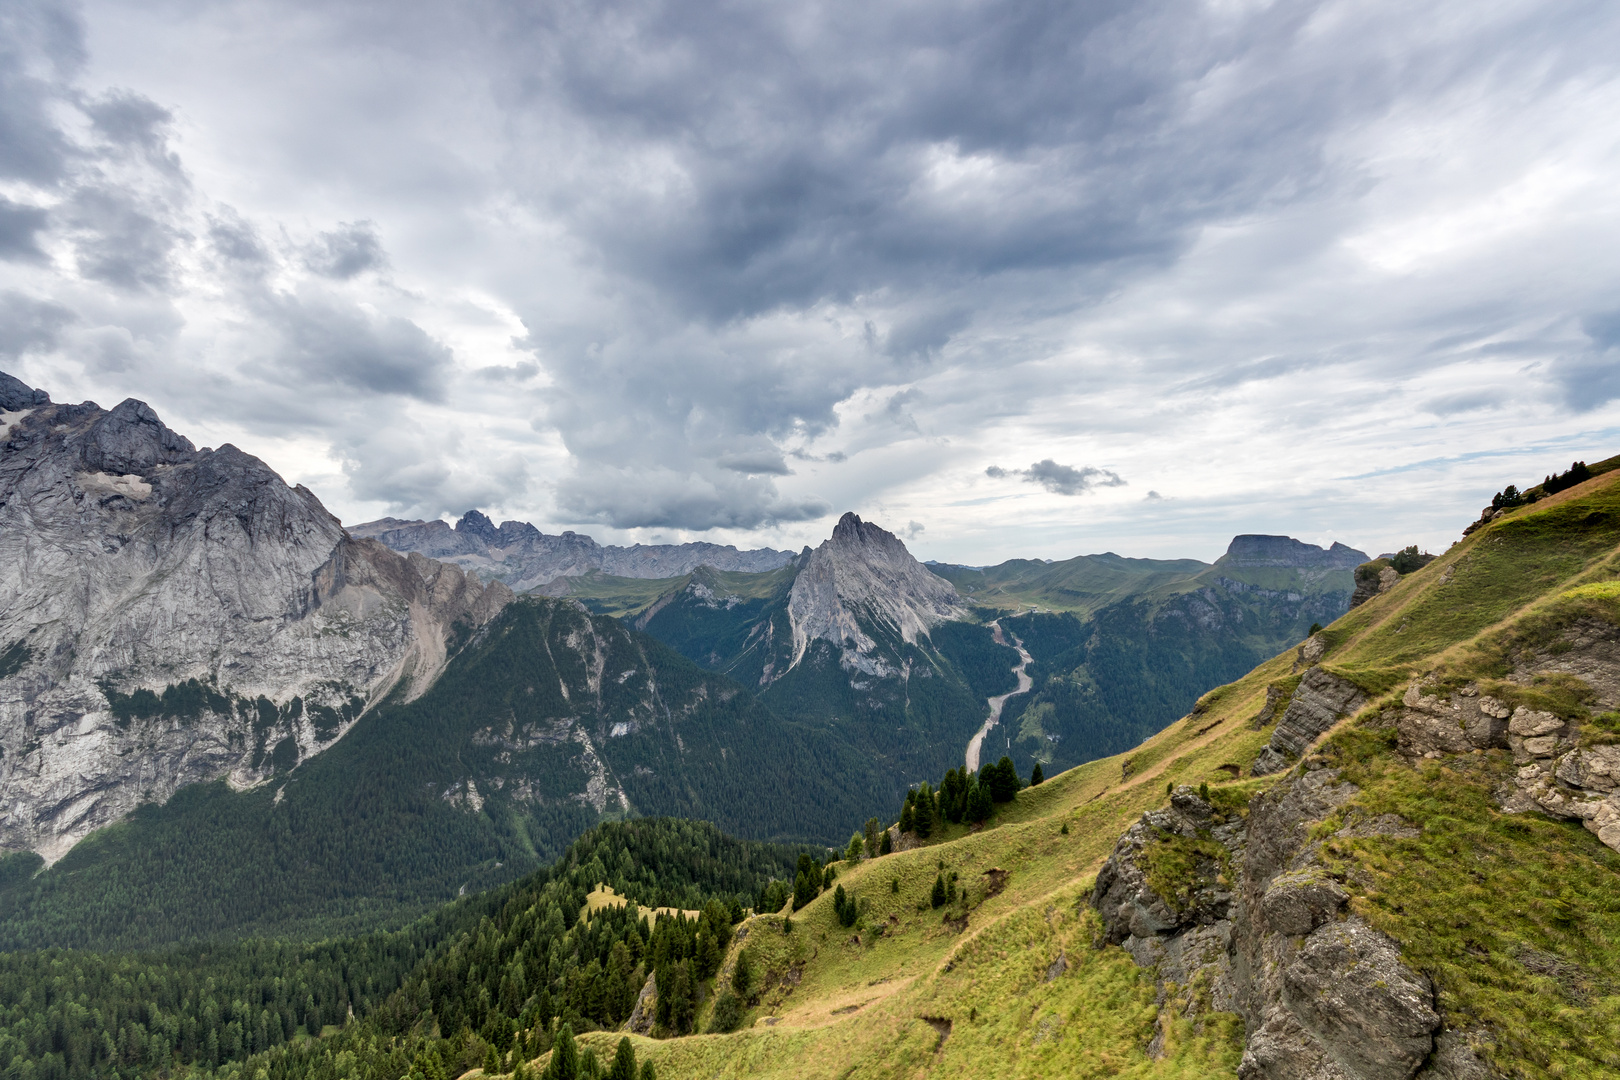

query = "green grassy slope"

[573,464,1620,1080]
[930,553,1211,615]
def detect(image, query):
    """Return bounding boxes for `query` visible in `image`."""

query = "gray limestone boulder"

[1282,918,1438,1080]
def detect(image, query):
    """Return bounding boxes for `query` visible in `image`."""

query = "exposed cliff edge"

[353,510,794,590]
[0,375,511,862]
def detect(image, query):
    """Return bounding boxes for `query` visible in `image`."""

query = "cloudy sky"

[2,0,1618,564]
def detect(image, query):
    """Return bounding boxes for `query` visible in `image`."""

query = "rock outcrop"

[353,511,794,591]
[1252,668,1369,775]
[1387,619,1620,854]
[1095,770,1484,1080]
[0,376,511,861]
[784,513,967,675]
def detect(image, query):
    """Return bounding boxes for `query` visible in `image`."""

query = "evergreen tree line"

[0,820,806,1080]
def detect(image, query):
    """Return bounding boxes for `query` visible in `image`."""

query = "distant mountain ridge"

[351,511,795,591]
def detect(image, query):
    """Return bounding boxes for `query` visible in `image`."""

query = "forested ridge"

[0,819,810,1080]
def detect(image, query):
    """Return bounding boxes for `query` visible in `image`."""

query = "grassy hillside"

[526,461,1620,1079]
[930,552,1211,615]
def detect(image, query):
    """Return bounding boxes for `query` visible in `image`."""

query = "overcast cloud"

[1,0,1618,563]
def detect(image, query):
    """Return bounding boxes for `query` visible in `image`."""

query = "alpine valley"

[3,369,1620,1080]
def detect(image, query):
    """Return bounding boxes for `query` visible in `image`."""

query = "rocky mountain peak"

[785,512,967,670]
[455,509,502,545]
[1218,534,1368,571]
[0,372,510,863]
[0,371,51,411]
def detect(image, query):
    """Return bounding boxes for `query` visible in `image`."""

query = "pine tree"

[865,817,882,858]
[485,1045,501,1075]
[846,832,864,862]
[898,803,914,834]
[545,1024,578,1080]
[731,949,754,998]
[965,782,992,824]
[580,1049,601,1080]
[639,1062,657,1080]
[1030,762,1044,786]
[879,830,893,855]
[913,784,934,839]
[930,874,946,909]
[608,1038,636,1080]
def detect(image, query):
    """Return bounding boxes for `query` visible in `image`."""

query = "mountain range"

[4,367,1620,1080]
[350,512,794,591]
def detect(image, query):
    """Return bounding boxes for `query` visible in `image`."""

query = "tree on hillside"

[846,832,864,862]
[864,817,882,857]
[898,802,915,835]
[792,854,821,910]
[880,830,893,855]
[986,757,1021,802]
[966,780,992,824]
[544,1024,578,1080]
[913,782,936,838]
[608,1038,637,1080]
[930,874,946,909]
[732,949,755,998]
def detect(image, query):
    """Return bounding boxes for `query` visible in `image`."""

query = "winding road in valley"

[965,619,1033,773]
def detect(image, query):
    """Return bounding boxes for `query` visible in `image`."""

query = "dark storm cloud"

[0,199,49,263]
[305,221,388,280]
[0,0,81,185]
[493,0,1394,324]
[265,292,451,402]
[0,290,75,361]
[1549,312,1620,412]
[987,460,1125,496]
[67,187,185,291]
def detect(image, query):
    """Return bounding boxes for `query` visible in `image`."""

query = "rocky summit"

[784,512,967,676]
[0,375,510,862]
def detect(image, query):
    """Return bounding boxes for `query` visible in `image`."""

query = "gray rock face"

[353,511,794,591]
[784,513,967,675]
[0,377,511,861]
[1097,764,1450,1080]
[1281,919,1439,1080]
[1253,669,1369,775]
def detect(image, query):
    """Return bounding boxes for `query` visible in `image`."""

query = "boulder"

[1282,919,1438,1080]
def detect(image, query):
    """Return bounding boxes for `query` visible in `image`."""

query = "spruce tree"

[580,1049,601,1080]
[608,1038,636,1080]
[485,1045,501,1075]
[913,784,934,839]
[880,830,893,855]
[930,874,946,909]
[1030,762,1044,786]
[545,1024,578,1080]
[846,832,864,862]
[898,803,914,834]
[865,817,882,858]
[639,1063,657,1080]
[731,949,754,997]
[965,782,992,824]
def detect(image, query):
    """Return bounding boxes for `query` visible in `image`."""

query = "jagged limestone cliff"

[0,376,510,862]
